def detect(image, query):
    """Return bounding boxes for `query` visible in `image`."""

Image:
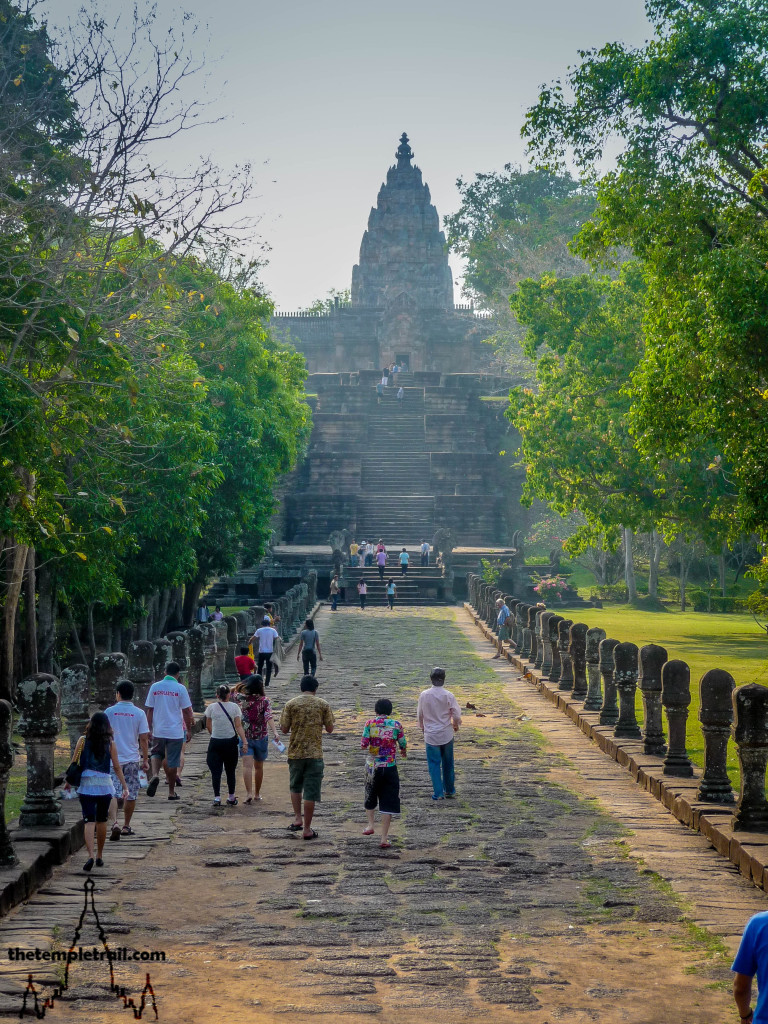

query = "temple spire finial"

[396,132,413,169]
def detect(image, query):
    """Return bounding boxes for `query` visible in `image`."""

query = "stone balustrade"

[557,619,574,691]
[583,627,606,712]
[639,645,667,756]
[60,664,90,755]
[598,638,620,726]
[569,624,588,700]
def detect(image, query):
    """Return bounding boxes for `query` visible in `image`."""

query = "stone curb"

[464,602,768,893]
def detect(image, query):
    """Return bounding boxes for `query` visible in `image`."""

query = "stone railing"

[465,574,768,844]
[0,570,320,872]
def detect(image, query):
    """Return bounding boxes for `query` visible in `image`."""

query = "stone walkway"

[0,606,763,1022]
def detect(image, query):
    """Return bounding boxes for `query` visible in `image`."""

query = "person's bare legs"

[380,813,393,846]
[95,822,107,859]
[242,755,254,800]
[290,790,303,827]
[108,796,118,831]
[253,760,264,799]
[166,764,178,797]
[83,822,95,858]
[122,799,136,828]
[363,808,375,835]
[302,799,315,837]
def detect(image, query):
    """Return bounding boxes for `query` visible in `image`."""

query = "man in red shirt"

[235,646,256,680]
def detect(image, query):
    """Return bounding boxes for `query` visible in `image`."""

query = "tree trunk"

[623,527,638,602]
[0,540,30,702]
[37,562,57,674]
[157,588,171,638]
[22,546,38,678]
[137,599,148,641]
[679,552,691,611]
[167,586,184,631]
[62,592,87,665]
[86,602,96,667]
[182,580,204,628]
[719,546,727,598]
[648,530,664,599]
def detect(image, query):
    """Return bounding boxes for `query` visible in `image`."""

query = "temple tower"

[351,133,454,311]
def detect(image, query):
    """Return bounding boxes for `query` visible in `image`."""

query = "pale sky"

[50,0,652,309]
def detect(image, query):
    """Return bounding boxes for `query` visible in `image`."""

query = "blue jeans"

[426,740,455,798]
[331,593,338,611]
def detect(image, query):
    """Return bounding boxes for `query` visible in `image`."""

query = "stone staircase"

[339,562,446,605]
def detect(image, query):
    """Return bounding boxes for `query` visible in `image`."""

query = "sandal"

[302,829,318,840]
[362,828,375,836]
[379,840,392,849]
[109,823,122,842]
[226,797,238,806]
[287,822,303,831]
[244,797,253,805]
[121,826,135,836]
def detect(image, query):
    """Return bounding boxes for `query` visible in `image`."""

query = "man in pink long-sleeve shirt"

[417,667,462,800]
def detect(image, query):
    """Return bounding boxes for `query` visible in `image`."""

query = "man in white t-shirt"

[251,617,280,686]
[421,539,430,567]
[145,662,194,800]
[106,680,149,839]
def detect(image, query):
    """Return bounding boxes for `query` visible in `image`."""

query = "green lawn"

[556,604,768,788]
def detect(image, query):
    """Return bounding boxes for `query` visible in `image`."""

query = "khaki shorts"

[288,758,324,802]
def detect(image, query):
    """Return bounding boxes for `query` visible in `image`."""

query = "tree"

[506,262,731,606]
[523,0,768,543]
[445,166,595,374]
[301,288,350,314]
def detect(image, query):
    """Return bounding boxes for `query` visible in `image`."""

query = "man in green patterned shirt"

[280,675,335,840]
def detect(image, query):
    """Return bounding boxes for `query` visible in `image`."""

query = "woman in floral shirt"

[237,675,280,803]
[360,697,407,848]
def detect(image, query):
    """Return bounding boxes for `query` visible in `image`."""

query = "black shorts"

[79,794,112,823]
[364,765,400,815]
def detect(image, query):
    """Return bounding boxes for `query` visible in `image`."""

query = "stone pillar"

[639,644,668,756]
[199,622,216,691]
[698,669,735,803]
[225,616,238,675]
[127,640,155,706]
[557,619,574,691]
[598,638,620,726]
[17,674,64,828]
[540,612,555,677]
[305,570,318,607]
[521,605,534,659]
[533,610,545,670]
[661,659,694,777]
[0,700,16,865]
[92,653,127,708]
[583,627,606,711]
[60,664,90,755]
[166,631,189,672]
[153,638,172,682]
[212,620,228,682]
[187,626,205,712]
[732,684,768,830]
[569,623,589,699]
[613,642,642,739]
[548,615,563,682]
[234,612,249,646]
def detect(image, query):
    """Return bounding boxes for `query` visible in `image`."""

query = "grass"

[556,603,768,784]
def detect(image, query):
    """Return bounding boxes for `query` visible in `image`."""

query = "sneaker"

[83,858,94,872]
[95,858,104,867]
[431,794,444,801]
[146,777,160,798]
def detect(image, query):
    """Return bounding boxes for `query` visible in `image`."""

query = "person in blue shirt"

[733,911,768,1023]
[492,598,511,659]
[399,547,409,576]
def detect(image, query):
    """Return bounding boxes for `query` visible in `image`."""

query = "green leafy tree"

[301,288,351,314]
[523,0,768,542]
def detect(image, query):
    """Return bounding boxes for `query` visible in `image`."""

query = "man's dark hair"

[305,618,314,630]
[116,680,134,701]
[239,646,250,655]
[430,667,446,685]
[244,674,265,696]
[375,698,393,716]
[300,675,319,692]
[166,661,181,677]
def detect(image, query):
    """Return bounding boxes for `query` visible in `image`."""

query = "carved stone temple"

[272,133,491,373]
[209,135,529,607]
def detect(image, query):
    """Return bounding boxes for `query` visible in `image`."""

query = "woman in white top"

[205,684,247,806]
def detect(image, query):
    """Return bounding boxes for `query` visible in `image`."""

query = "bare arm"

[316,636,323,659]
[182,706,195,732]
[734,974,753,1022]
[296,638,304,661]
[146,708,153,732]
[139,732,150,765]
[205,716,212,735]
